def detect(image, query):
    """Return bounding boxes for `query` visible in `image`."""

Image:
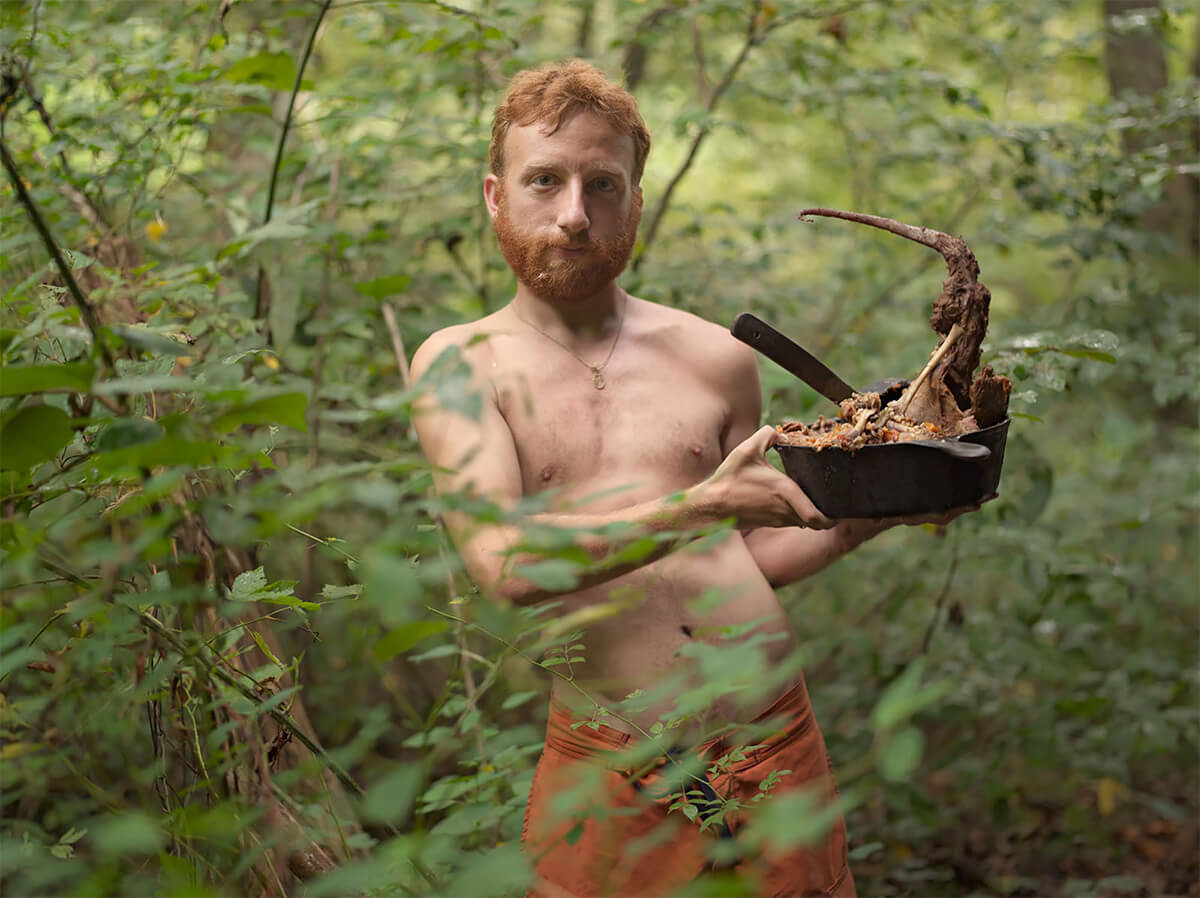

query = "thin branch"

[138,609,365,800]
[633,1,763,272]
[919,540,959,654]
[622,2,686,92]
[812,186,982,355]
[15,57,110,231]
[765,0,877,33]
[255,0,333,320]
[0,133,119,377]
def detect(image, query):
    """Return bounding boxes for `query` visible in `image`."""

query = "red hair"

[490,60,651,186]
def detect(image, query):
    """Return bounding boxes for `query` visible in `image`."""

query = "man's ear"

[483,174,501,221]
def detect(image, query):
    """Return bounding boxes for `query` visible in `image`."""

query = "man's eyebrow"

[587,166,626,181]
[518,160,626,181]
[518,158,565,173]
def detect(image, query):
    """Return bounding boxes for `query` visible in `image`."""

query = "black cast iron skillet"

[730,312,1009,516]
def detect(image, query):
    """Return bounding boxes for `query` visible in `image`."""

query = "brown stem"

[15,57,110,230]
[0,134,120,378]
[798,207,956,255]
[919,542,959,655]
[812,188,981,355]
[634,1,763,272]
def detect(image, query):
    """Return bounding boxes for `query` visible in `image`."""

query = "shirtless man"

[411,60,976,898]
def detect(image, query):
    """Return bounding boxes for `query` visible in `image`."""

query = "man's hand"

[700,425,834,530]
[848,492,998,539]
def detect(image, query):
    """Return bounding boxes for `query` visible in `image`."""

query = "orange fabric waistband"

[542,675,815,768]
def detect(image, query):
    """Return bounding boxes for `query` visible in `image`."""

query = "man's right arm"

[409,331,829,606]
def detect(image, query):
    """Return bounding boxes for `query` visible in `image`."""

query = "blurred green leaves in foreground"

[1,0,1196,895]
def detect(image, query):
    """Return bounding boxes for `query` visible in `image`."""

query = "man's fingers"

[784,482,834,530]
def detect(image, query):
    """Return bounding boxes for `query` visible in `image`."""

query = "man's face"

[485,110,642,302]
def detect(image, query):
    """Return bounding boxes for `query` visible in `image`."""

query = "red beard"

[493,192,641,302]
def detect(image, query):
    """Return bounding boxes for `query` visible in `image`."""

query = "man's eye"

[592,177,615,191]
[532,174,556,187]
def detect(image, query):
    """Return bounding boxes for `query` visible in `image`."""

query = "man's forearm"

[743,519,888,588]
[456,482,732,606]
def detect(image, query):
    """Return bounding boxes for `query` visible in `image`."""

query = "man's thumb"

[750,424,778,455]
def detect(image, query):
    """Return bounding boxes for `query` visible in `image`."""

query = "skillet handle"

[906,439,992,461]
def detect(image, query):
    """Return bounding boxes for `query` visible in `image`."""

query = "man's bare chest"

[493,355,728,508]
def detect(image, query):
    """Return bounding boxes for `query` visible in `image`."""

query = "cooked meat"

[969,365,1012,430]
[779,208,1011,449]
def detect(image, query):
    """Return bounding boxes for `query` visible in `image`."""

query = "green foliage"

[1,1,1196,896]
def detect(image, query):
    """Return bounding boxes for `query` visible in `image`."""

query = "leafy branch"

[255,0,333,321]
[0,76,119,379]
[633,1,766,272]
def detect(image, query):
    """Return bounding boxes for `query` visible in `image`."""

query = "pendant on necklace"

[591,368,606,390]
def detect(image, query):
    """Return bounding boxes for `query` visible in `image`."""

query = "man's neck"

[510,282,626,341]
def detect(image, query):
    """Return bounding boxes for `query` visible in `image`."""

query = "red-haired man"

[411,59,974,898]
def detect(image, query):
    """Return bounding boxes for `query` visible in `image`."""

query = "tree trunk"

[1103,0,1198,255]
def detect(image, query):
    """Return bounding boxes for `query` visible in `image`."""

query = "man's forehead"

[504,110,635,175]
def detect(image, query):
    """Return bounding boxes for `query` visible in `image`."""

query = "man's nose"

[556,181,590,236]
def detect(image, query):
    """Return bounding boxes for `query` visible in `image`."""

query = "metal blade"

[730,313,856,405]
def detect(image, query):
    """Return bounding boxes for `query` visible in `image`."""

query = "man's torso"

[456,296,797,735]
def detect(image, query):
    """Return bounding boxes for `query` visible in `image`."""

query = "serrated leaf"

[231,567,268,599]
[0,405,73,471]
[373,620,449,662]
[0,361,94,396]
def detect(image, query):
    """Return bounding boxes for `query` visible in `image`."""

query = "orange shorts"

[522,676,856,898]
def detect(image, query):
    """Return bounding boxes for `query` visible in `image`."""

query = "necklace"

[514,294,627,390]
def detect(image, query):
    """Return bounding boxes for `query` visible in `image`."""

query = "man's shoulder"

[410,310,512,379]
[634,297,755,367]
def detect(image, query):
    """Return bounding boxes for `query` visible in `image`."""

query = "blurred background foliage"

[0,0,1196,895]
